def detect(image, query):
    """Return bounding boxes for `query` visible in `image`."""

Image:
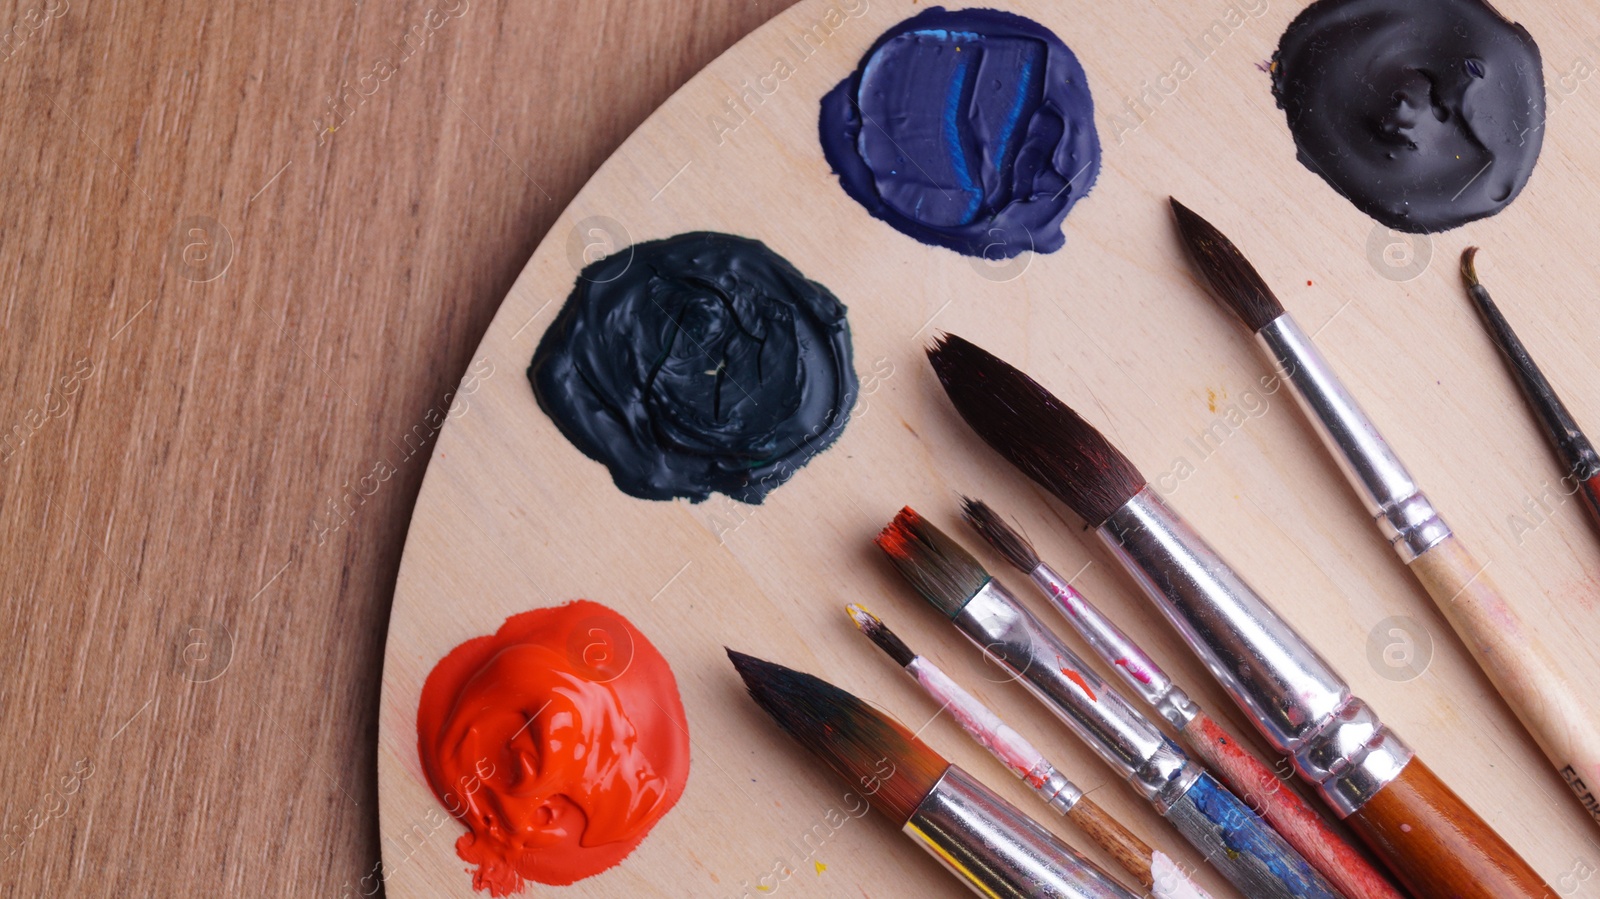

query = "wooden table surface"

[0,0,798,893]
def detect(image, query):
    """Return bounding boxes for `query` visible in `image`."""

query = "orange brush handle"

[1182,712,1404,899]
[1347,757,1552,898]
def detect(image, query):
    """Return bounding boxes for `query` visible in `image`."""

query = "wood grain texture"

[1180,711,1403,899]
[0,0,799,895]
[369,0,1600,896]
[375,0,1600,896]
[1066,796,1154,890]
[1348,757,1556,899]
[1407,534,1600,822]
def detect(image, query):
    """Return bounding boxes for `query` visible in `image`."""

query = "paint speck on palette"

[814,860,827,875]
[529,232,859,504]
[1272,0,1544,232]
[416,601,690,894]
[819,7,1100,259]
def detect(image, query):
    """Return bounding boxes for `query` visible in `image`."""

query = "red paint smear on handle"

[1183,712,1404,899]
[416,600,690,895]
[1060,666,1097,701]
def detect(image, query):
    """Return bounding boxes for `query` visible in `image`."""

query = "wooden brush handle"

[1408,534,1600,824]
[1065,796,1153,889]
[1347,757,1552,898]
[1181,711,1404,899]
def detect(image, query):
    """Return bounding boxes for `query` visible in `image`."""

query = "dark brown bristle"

[959,497,1040,574]
[846,603,918,669]
[926,335,1147,528]
[875,506,991,618]
[1169,198,1285,333]
[726,648,946,823]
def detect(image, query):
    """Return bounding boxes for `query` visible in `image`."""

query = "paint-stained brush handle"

[1181,712,1405,899]
[1347,756,1552,898]
[1065,797,1154,890]
[1408,534,1600,821]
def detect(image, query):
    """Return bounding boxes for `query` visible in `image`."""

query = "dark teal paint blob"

[528,232,858,505]
[819,7,1101,259]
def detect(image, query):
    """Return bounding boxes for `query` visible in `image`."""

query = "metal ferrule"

[1099,487,1414,816]
[1257,313,1451,561]
[952,580,1199,811]
[1028,764,1082,816]
[904,766,1141,899]
[1030,563,1200,730]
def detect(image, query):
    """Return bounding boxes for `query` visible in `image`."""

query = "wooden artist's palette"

[376,1,1600,896]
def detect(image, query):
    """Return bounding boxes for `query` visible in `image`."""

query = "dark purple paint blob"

[819,7,1101,259]
[528,232,858,505]
[1272,0,1545,233]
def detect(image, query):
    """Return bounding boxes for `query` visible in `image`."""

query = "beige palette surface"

[376,1,1600,896]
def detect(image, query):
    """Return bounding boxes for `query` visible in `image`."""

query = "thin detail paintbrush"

[961,497,1404,899]
[846,603,1210,896]
[1460,247,1600,534]
[1171,197,1600,830]
[926,331,1554,899]
[726,649,1140,899]
[875,508,1342,899]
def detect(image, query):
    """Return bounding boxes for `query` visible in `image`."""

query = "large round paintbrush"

[1171,198,1600,832]
[726,649,1140,899]
[875,508,1342,899]
[925,331,1554,898]
[961,496,1403,899]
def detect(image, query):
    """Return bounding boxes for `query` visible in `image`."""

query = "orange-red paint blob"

[416,600,690,895]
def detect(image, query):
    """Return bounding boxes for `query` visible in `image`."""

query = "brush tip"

[876,506,991,618]
[725,648,945,823]
[1169,198,1285,333]
[925,334,1147,527]
[959,497,1041,573]
[846,603,918,669]
[1461,246,1481,287]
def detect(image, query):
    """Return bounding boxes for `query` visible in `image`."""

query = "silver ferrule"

[1029,764,1083,816]
[953,580,1199,811]
[904,766,1141,899]
[1257,313,1451,561]
[1099,488,1414,816]
[1031,563,1199,730]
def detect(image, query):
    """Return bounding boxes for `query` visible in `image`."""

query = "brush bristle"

[726,648,946,823]
[927,335,1147,527]
[1460,246,1481,287]
[959,497,1040,574]
[1169,198,1285,333]
[846,603,918,669]
[875,507,992,618]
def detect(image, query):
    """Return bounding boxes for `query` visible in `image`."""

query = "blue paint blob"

[819,7,1101,259]
[528,232,858,505]
[1175,772,1340,899]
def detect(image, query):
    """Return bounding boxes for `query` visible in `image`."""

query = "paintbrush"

[926,331,1554,898]
[961,497,1404,899]
[1460,247,1600,535]
[876,508,1343,899]
[846,602,1210,896]
[725,649,1141,899]
[1171,198,1600,828]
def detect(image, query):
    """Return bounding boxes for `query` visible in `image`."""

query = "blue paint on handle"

[1168,772,1341,899]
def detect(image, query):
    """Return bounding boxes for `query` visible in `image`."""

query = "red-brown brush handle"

[1181,711,1404,899]
[1580,473,1600,539]
[1346,756,1553,898]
